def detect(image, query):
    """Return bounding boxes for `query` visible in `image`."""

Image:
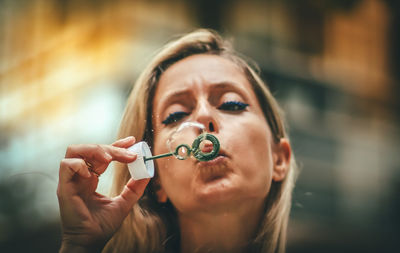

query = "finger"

[87,145,138,178]
[66,144,137,164]
[59,158,91,184]
[65,144,112,163]
[112,136,136,148]
[101,145,137,163]
[114,178,150,214]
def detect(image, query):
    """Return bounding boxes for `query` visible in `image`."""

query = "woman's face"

[152,54,281,214]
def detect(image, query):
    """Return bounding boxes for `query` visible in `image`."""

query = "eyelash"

[162,111,190,125]
[217,101,249,111]
[162,101,249,125]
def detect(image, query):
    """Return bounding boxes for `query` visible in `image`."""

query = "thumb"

[115,178,150,214]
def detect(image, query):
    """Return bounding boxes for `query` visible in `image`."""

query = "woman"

[57,29,297,253]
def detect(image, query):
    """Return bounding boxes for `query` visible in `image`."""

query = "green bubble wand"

[143,133,220,162]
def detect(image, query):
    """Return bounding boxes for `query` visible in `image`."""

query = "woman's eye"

[218,101,249,111]
[162,111,190,125]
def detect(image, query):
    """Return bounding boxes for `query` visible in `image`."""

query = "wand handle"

[144,152,173,162]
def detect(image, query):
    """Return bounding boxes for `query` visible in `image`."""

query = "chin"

[193,174,242,210]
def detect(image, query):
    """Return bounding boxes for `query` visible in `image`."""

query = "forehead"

[156,54,251,95]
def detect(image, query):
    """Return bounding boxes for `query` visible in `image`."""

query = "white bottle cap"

[127,141,155,180]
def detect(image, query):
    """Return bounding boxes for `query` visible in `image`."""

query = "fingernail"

[122,136,134,141]
[126,150,137,157]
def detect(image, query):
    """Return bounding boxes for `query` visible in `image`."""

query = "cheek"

[152,125,196,203]
[156,157,196,211]
[153,132,179,188]
[227,117,274,196]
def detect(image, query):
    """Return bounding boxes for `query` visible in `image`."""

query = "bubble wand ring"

[174,144,192,160]
[191,133,220,161]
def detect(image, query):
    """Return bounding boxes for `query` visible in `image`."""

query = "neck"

[178,200,265,253]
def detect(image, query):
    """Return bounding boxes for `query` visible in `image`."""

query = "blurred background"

[0,0,399,252]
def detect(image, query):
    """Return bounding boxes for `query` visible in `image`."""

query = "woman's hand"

[57,136,149,253]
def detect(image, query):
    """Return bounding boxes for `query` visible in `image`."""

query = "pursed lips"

[196,149,231,182]
[195,148,229,164]
[195,141,229,163]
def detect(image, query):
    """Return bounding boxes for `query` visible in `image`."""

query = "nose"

[194,100,219,133]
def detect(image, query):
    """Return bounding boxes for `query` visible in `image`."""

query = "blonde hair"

[103,29,298,253]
